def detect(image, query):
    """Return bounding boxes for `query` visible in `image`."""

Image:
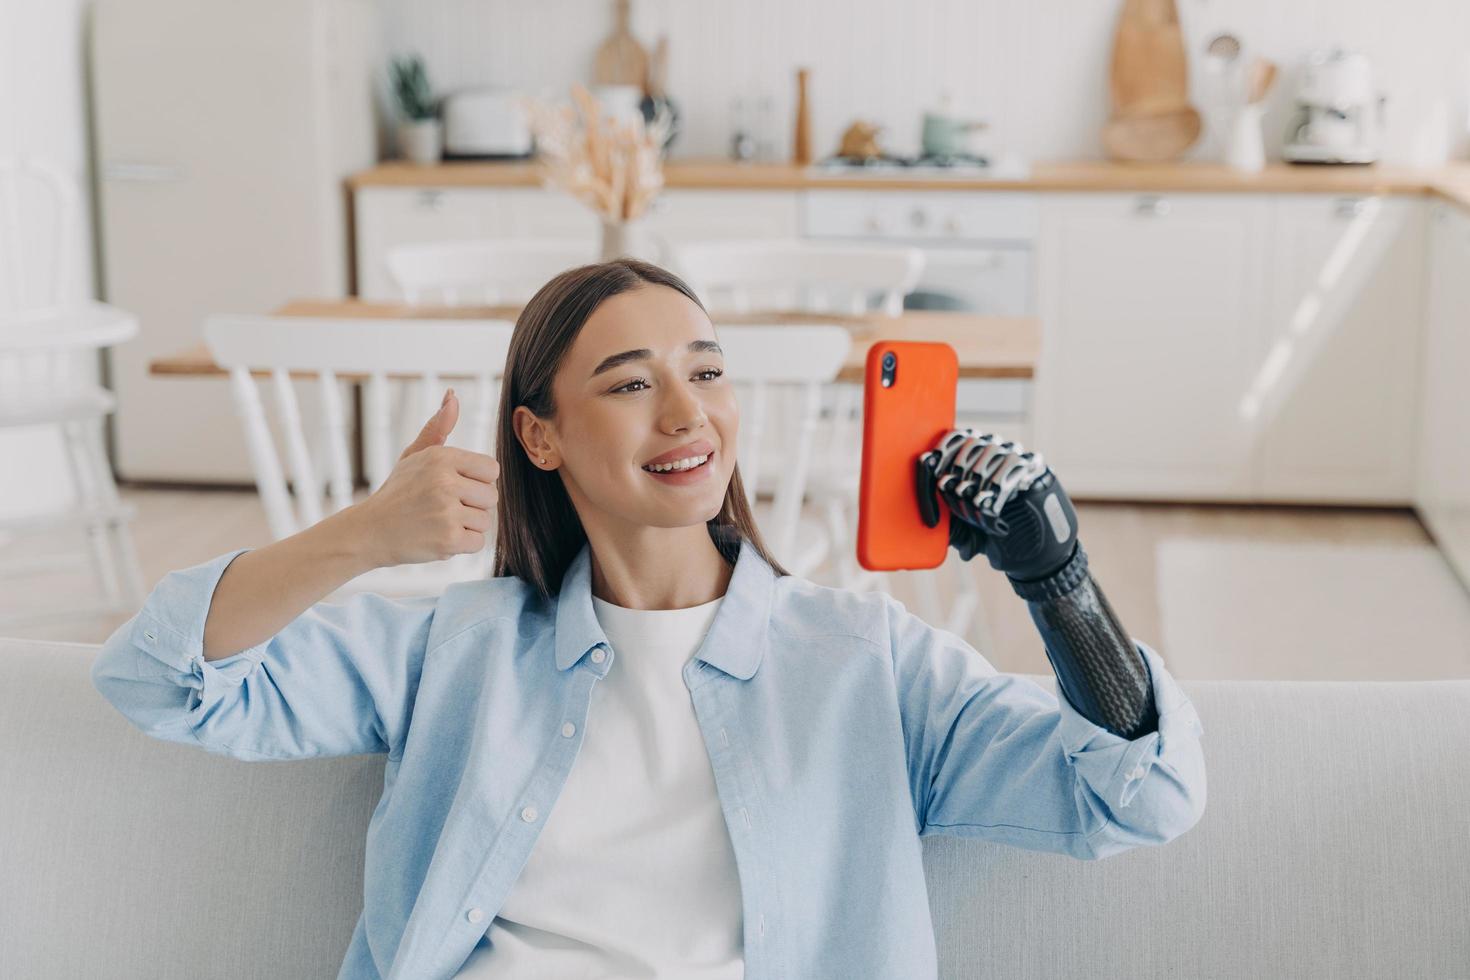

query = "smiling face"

[512,283,739,536]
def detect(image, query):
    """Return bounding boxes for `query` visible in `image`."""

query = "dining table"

[146,298,1039,383]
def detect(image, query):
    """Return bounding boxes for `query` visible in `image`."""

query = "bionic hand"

[916,429,1159,740]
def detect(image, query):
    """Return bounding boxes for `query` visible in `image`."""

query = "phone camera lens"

[883,352,896,368]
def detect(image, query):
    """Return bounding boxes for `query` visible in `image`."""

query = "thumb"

[400,388,458,458]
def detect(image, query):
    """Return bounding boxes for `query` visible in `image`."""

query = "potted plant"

[391,55,440,166]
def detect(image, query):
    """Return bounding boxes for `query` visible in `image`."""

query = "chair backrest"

[386,238,600,305]
[673,239,925,316]
[715,324,850,564]
[675,240,922,500]
[0,155,81,313]
[202,315,514,544]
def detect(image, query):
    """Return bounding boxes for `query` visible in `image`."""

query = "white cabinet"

[354,187,504,299]
[648,190,800,248]
[1417,203,1470,588]
[1256,195,1425,502]
[1034,193,1270,500]
[1036,190,1430,504]
[353,186,800,300]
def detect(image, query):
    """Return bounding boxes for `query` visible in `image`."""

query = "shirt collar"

[554,534,776,679]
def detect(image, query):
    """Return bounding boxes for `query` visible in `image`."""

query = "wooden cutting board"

[1102,0,1201,161]
[592,0,648,89]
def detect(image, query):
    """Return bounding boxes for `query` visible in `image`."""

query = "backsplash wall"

[380,0,1470,166]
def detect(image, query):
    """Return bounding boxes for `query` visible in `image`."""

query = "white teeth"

[644,453,709,473]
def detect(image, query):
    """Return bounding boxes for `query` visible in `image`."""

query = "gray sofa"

[2,636,1467,979]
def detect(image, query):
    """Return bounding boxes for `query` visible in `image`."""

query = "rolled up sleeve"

[1052,640,1206,859]
[90,547,439,762]
[888,595,1205,861]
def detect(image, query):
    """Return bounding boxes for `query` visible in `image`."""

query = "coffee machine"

[1282,47,1386,164]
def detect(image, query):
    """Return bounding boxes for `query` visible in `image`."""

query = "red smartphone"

[857,340,958,572]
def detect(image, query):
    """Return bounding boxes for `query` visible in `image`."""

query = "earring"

[540,457,547,465]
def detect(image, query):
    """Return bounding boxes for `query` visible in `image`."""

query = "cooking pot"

[921,109,987,157]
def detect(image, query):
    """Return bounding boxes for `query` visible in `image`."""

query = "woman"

[92,259,1206,980]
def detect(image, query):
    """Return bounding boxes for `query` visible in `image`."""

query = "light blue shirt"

[91,535,1206,979]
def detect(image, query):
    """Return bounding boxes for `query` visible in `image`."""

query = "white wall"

[382,0,1470,165]
[0,0,95,519]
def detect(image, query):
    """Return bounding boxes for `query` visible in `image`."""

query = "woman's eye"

[613,368,723,394]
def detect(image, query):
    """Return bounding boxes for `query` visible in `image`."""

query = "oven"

[800,189,1037,439]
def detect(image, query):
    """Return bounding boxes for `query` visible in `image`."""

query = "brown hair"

[491,257,791,600]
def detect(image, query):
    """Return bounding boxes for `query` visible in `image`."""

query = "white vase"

[600,217,656,262]
[399,119,441,166]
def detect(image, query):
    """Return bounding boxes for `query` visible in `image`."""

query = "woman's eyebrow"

[589,340,723,379]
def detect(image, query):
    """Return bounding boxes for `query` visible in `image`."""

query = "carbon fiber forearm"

[1008,543,1159,740]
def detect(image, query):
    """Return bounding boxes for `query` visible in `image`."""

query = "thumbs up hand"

[351,389,501,569]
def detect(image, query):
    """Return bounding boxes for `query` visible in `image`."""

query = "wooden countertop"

[349,157,1470,204]
[148,299,1038,383]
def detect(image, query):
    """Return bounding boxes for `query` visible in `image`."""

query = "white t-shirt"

[453,591,744,979]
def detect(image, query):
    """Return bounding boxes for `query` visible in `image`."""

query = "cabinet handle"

[1334,197,1368,219]
[415,189,445,210]
[1134,195,1170,217]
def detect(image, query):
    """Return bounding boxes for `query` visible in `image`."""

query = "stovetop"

[806,152,1023,179]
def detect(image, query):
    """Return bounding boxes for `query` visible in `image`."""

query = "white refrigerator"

[90,0,381,482]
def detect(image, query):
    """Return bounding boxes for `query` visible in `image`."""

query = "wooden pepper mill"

[793,67,812,164]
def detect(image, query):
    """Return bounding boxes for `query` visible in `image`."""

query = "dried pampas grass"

[523,84,672,223]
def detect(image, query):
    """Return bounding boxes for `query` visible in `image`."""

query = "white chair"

[715,324,851,579]
[673,239,924,317]
[673,239,987,645]
[672,240,921,585]
[0,156,146,630]
[386,238,599,305]
[202,314,515,598]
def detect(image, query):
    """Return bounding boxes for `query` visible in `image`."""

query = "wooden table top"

[147,298,1039,383]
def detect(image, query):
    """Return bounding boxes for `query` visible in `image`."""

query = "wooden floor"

[3,482,1465,681]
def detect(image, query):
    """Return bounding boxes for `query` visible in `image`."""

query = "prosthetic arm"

[915,429,1159,740]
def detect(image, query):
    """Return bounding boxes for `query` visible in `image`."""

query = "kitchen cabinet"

[1033,192,1271,500]
[354,187,505,299]
[648,190,800,244]
[1257,195,1425,502]
[353,187,800,300]
[1417,203,1470,588]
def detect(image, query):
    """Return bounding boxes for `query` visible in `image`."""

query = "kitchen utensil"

[1103,0,1202,161]
[1205,33,1241,69]
[1247,57,1278,105]
[921,96,988,158]
[592,0,648,88]
[1103,108,1203,161]
[639,35,679,149]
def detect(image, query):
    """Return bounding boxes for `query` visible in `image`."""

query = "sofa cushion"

[2,637,1467,979]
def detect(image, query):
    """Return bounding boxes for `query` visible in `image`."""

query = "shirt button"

[561,722,576,738]
[1129,767,1145,780]
[591,648,606,664]
[521,805,538,822]
[466,907,484,923]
